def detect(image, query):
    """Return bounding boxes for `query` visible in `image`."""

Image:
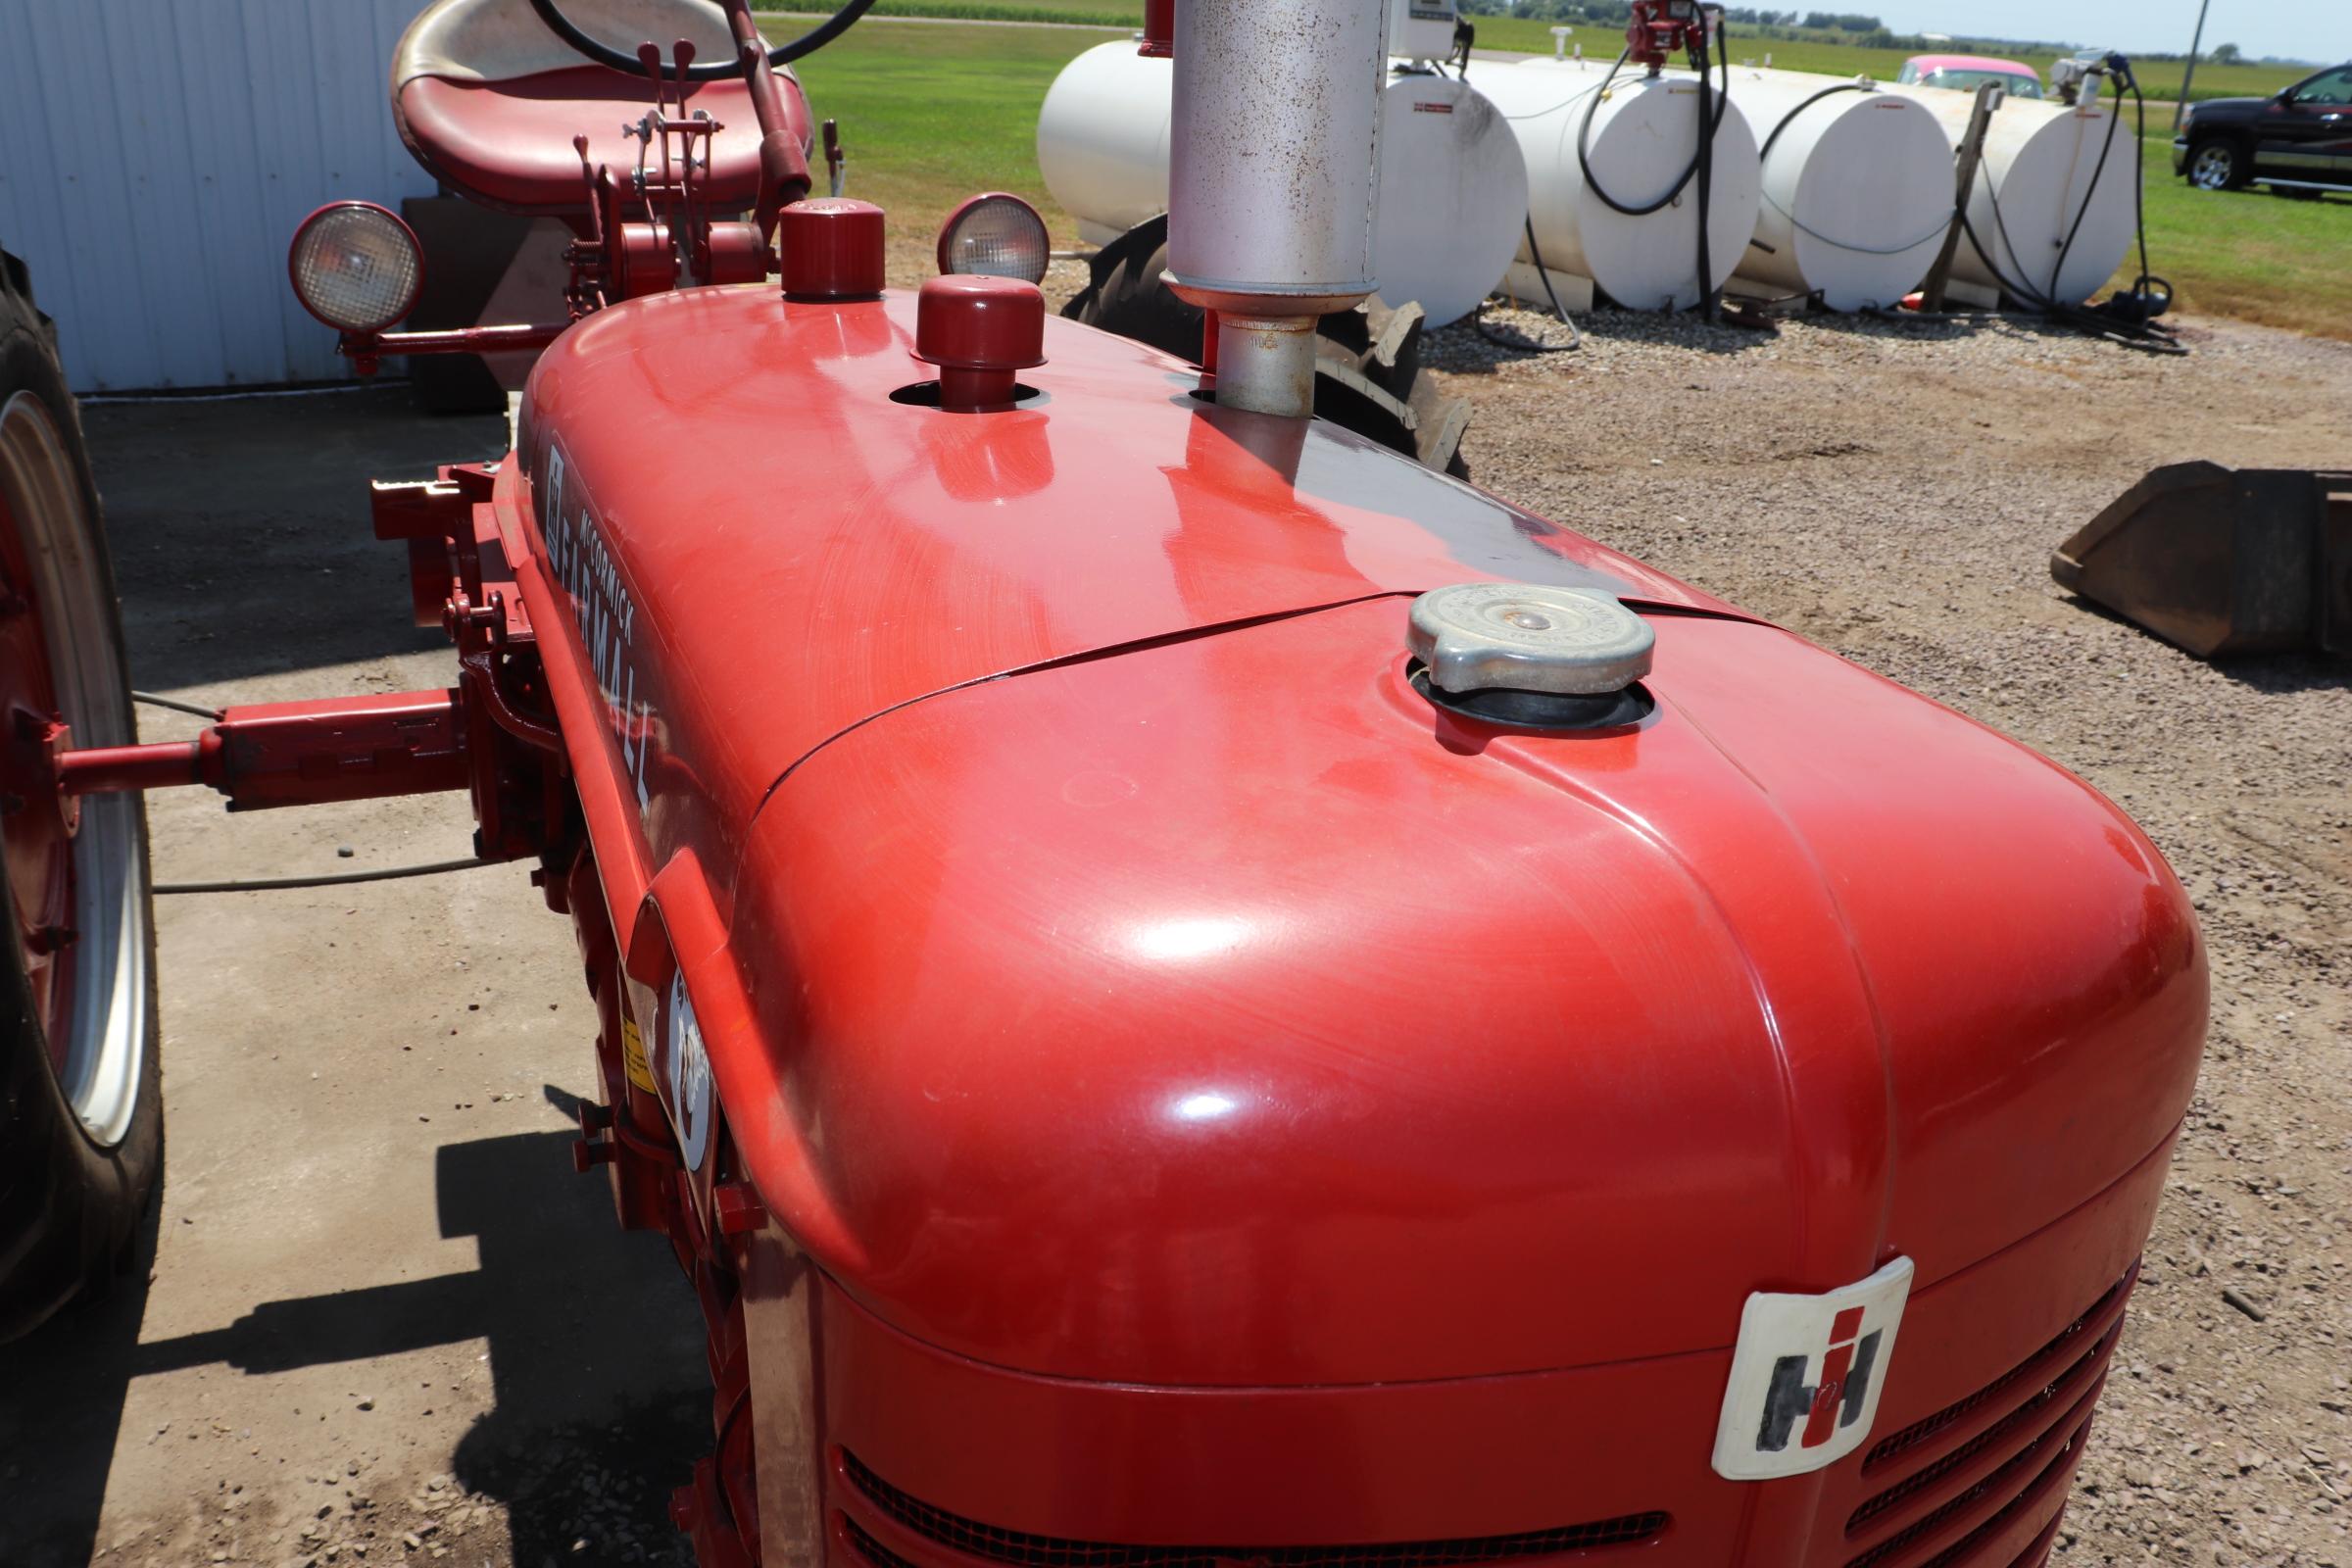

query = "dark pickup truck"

[2176,64,2352,193]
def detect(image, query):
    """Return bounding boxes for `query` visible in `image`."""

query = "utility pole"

[2174,0,2212,132]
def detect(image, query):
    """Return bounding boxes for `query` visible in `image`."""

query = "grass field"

[1455,15,2311,102]
[776,21,1108,220]
[2125,133,2352,337]
[765,18,2352,341]
[769,0,1134,24]
[766,4,2316,103]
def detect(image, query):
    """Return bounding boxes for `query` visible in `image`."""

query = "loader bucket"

[2052,462,2351,659]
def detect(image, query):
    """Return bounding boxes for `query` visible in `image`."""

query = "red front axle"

[55,690,468,810]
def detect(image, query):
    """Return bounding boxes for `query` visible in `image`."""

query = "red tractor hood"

[515,286,1734,918]
[513,287,2204,1390]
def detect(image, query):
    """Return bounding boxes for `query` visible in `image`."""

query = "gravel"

[27,297,2349,1566]
[1439,304,2352,1567]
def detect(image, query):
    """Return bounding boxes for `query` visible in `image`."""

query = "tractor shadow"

[1427,299,2121,375]
[0,1189,163,1568]
[1,1118,705,1568]
[83,384,510,694]
[2053,592,2352,697]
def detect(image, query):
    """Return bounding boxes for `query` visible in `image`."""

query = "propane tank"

[1713,68,1955,311]
[1472,59,1761,312]
[1164,0,1390,416]
[1037,42,1525,329]
[1891,84,2135,305]
[1035,42,1174,245]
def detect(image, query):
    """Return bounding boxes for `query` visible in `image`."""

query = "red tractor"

[2,2,2206,1566]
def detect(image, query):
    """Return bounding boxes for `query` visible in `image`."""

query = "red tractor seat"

[392,0,806,216]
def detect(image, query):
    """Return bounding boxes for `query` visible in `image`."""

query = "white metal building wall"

[0,0,438,392]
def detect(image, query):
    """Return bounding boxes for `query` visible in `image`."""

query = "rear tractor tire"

[1063,216,1475,478]
[0,244,163,1343]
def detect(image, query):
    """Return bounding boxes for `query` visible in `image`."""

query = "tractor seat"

[392,0,802,216]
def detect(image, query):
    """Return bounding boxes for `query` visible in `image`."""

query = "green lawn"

[772,4,2311,105]
[766,19,2352,341]
[1462,15,2308,103]
[2123,133,2352,338]
[766,1,1135,26]
[770,20,1112,225]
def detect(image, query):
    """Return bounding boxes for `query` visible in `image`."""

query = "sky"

[1866,1,2344,63]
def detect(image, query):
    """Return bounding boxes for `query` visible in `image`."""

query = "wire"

[133,691,222,721]
[1477,215,1583,355]
[155,858,503,897]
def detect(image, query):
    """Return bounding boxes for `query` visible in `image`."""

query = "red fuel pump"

[1627,0,1710,74]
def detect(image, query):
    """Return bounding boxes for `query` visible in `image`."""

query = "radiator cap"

[1409,583,1654,696]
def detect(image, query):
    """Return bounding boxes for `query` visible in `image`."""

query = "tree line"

[1456,3,1885,25]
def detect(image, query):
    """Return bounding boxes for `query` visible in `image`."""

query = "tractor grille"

[1842,1410,2094,1568]
[1864,1266,2134,1475]
[1838,1264,2136,1568]
[838,1450,1668,1568]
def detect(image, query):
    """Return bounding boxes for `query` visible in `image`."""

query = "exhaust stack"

[1164,0,1390,418]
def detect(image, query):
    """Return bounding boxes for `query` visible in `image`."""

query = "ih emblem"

[1712,1256,1915,1481]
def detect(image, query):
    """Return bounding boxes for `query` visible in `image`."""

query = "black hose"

[1572,19,1731,319]
[526,0,876,79]
[1691,19,1727,323]
[2116,81,2174,320]
[1478,214,1583,355]
[1576,49,1693,218]
[1759,82,1869,162]
[2047,83,2126,306]
[1958,208,2183,354]
[1961,71,2183,354]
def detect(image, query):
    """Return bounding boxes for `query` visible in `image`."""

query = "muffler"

[1164,0,1390,418]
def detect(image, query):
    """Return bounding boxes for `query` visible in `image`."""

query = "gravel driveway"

[1,304,2344,1568]
[1436,305,2352,1568]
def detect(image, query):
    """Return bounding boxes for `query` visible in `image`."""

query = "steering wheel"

[526,0,878,79]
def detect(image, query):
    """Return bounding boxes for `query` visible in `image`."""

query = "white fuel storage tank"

[1891,86,2135,306]
[1470,59,1762,313]
[1036,42,1529,327]
[1710,67,1957,311]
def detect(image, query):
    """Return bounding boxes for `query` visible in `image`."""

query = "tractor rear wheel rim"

[0,390,149,1146]
[2190,146,2232,189]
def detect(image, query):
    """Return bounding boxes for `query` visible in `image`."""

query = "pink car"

[1897,53,2047,99]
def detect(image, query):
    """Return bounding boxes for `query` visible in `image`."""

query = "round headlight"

[938,193,1051,286]
[288,202,423,333]
[665,971,713,1172]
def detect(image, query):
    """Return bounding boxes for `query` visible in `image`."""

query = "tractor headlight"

[288,202,423,333]
[938,193,1051,286]
[665,971,714,1171]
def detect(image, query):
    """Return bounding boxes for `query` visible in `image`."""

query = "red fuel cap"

[914,274,1045,410]
[778,198,886,301]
